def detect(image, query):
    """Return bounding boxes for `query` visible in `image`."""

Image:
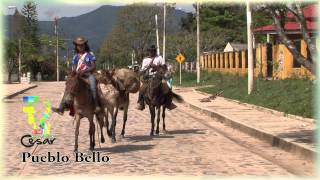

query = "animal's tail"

[172,92,184,103]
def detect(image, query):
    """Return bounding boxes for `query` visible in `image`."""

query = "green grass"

[173,71,314,118]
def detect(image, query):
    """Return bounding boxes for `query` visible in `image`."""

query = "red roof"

[255,21,317,32]
[255,4,317,33]
[287,4,317,19]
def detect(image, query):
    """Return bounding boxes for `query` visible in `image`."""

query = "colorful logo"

[22,96,52,136]
[22,96,52,137]
[21,96,56,147]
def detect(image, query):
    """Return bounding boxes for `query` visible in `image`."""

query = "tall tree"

[260,3,316,74]
[181,3,273,52]
[98,4,179,67]
[4,40,19,83]
[21,1,39,48]
[20,0,41,78]
[5,9,25,82]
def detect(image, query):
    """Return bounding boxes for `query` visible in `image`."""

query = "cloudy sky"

[4,0,195,21]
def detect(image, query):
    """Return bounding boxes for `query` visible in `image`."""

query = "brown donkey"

[144,65,183,136]
[96,69,139,143]
[64,71,105,151]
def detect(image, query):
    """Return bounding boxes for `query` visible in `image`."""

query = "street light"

[246,1,254,94]
[155,14,160,56]
[196,2,200,84]
[7,5,22,83]
[155,2,175,63]
[162,2,175,64]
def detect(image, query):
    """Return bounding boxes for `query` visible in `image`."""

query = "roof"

[224,42,248,52]
[254,21,317,33]
[229,43,247,50]
[287,4,317,19]
[254,4,317,34]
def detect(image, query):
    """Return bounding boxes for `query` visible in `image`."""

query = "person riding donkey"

[52,37,102,115]
[136,45,177,111]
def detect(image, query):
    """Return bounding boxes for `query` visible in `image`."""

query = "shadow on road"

[125,134,175,143]
[95,144,154,153]
[167,129,206,135]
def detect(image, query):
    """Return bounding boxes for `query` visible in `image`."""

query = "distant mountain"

[38,5,121,52]
[5,5,187,53]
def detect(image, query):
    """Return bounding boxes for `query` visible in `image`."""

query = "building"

[199,4,317,80]
[254,4,317,43]
[224,42,247,52]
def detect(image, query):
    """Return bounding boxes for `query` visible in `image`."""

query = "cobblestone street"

[3,82,314,176]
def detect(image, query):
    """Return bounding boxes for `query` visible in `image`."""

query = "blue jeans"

[88,73,97,100]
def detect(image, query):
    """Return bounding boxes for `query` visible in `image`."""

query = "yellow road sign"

[175,53,185,64]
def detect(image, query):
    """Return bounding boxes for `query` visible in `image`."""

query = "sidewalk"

[2,83,38,99]
[174,86,316,161]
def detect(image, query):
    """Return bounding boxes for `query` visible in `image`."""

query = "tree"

[98,4,178,67]
[21,1,40,48]
[260,3,316,74]
[4,40,19,83]
[5,9,25,83]
[20,0,41,77]
[180,3,273,52]
[166,31,196,62]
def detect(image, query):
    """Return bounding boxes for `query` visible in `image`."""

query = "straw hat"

[73,37,88,45]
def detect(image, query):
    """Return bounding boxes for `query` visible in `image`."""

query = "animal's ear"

[104,70,112,78]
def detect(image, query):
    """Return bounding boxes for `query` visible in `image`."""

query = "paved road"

[3,82,314,176]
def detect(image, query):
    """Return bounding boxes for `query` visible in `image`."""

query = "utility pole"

[54,17,59,81]
[155,14,160,56]
[196,2,200,84]
[131,51,134,68]
[18,39,21,82]
[163,4,166,63]
[66,46,69,69]
[246,1,254,94]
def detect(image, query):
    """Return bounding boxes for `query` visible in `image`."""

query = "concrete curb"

[194,89,315,124]
[2,84,38,100]
[182,98,315,161]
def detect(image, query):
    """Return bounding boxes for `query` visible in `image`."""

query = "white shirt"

[141,55,165,74]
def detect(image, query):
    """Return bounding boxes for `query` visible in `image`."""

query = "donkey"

[96,69,134,143]
[144,65,183,136]
[64,71,105,151]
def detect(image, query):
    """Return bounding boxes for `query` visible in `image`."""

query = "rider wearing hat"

[52,37,101,114]
[136,45,177,111]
